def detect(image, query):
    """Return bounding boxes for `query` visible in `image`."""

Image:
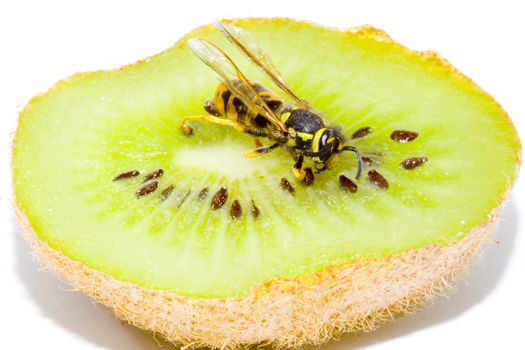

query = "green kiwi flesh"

[13,19,520,299]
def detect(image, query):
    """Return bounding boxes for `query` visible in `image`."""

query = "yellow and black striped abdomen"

[211,81,283,130]
[211,82,232,117]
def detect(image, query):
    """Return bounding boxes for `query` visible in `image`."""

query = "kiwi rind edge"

[15,201,500,349]
[13,18,520,349]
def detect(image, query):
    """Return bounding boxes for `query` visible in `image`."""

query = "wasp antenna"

[342,146,363,180]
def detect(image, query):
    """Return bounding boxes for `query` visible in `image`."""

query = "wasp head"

[313,127,363,179]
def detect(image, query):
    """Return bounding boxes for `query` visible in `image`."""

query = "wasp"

[182,21,363,180]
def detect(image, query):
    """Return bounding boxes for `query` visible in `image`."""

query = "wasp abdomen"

[210,81,283,130]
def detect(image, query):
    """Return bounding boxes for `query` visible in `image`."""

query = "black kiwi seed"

[160,185,175,201]
[113,170,139,181]
[302,168,314,186]
[211,187,228,209]
[400,157,428,169]
[368,170,389,189]
[251,200,260,218]
[143,169,164,182]
[339,174,358,193]
[281,178,295,194]
[198,187,209,200]
[136,180,158,197]
[390,130,418,143]
[351,126,372,139]
[230,200,242,220]
[362,156,374,166]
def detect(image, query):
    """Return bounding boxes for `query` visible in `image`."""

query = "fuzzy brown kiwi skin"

[12,18,521,349]
[15,200,503,349]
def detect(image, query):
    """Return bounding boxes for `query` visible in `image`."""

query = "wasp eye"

[320,133,329,147]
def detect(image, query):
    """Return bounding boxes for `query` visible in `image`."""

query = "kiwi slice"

[13,18,520,348]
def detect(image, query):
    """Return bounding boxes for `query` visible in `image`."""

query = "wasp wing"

[215,21,310,109]
[187,38,287,132]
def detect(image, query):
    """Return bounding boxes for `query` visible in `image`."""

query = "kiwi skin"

[13,18,521,349]
[15,202,501,349]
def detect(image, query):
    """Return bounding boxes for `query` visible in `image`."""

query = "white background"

[1,0,524,349]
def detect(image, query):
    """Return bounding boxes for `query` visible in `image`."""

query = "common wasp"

[182,21,363,180]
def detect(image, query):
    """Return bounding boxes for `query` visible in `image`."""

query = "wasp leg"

[181,114,246,135]
[254,138,264,148]
[244,143,279,158]
[314,163,328,174]
[292,155,306,180]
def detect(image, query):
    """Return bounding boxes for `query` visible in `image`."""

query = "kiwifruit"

[12,18,521,349]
